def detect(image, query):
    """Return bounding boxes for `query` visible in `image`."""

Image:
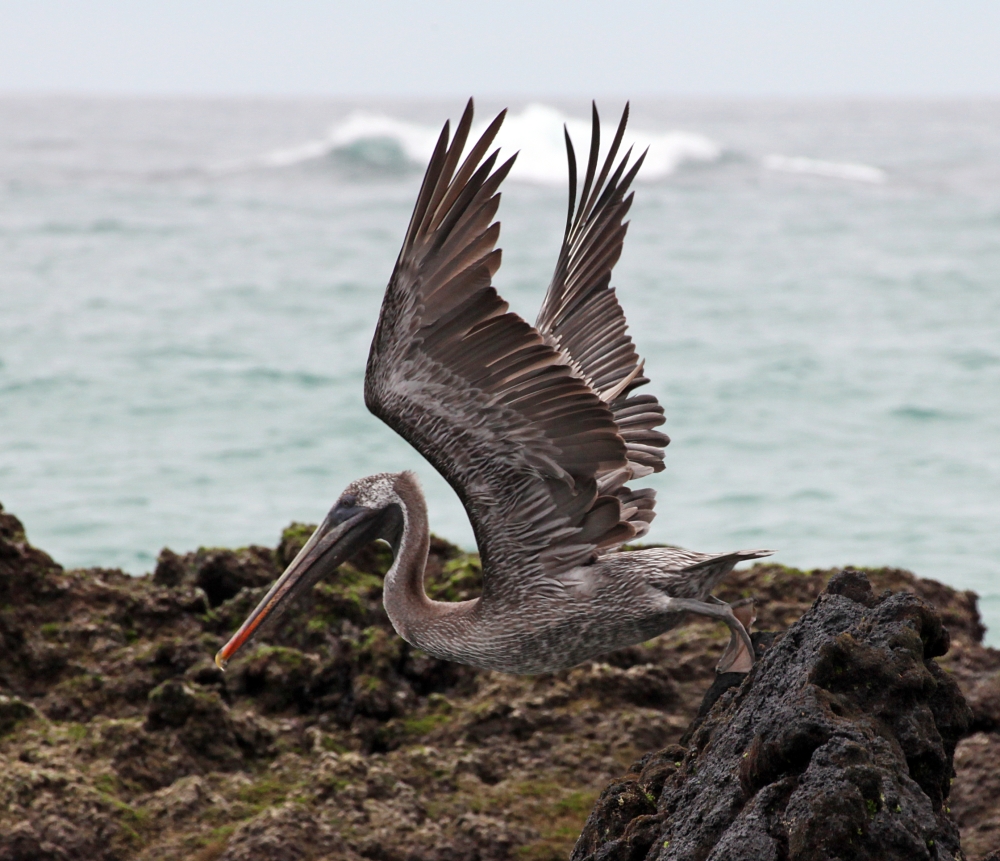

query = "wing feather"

[535,103,669,542]
[365,100,635,593]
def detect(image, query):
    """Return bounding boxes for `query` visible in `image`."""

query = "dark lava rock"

[0,503,63,610]
[571,662,680,710]
[0,695,36,736]
[681,631,780,745]
[216,804,339,861]
[2,498,999,860]
[230,646,322,713]
[950,732,1000,859]
[153,541,281,606]
[572,746,688,860]
[194,546,280,607]
[146,679,208,729]
[152,547,189,587]
[573,570,973,861]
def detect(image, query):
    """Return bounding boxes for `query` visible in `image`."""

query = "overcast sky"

[2,1,999,98]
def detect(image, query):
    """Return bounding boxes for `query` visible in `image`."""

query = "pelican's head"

[214,472,413,669]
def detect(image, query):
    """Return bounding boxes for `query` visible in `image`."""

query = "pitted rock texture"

[1,500,999,861]
[572,570,975,861]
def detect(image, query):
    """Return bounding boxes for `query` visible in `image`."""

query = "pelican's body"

[217,101,771,676]
[370,471,766,675]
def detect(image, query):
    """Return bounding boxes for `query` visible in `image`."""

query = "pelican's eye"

[329,494,364,526]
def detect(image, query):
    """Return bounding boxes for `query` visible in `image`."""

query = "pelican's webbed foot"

[714,598,757,673]
[668,596,756,673]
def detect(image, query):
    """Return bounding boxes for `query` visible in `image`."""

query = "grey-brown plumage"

[216,100,772,677]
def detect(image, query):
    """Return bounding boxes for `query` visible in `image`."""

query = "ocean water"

[1,96,998,644]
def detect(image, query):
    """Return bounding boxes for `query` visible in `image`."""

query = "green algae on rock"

[1,500,999,860]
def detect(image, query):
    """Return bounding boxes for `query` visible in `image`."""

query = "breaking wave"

[763,154,886,184]
[215,104,721,183]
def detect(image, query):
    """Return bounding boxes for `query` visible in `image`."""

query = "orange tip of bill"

[214,650,228,671]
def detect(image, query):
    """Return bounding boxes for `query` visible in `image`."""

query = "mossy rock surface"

[0,501,998,860]
[0,695,36,736]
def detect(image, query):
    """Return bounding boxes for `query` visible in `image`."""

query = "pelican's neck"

[382,476,432,640]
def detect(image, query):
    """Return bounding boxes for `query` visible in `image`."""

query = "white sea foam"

[217,104,721,183]
[763,154,886,184]
[488,104,721,183]
[6,96,1000,645]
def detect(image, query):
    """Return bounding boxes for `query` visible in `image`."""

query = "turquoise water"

[1,97,998,643]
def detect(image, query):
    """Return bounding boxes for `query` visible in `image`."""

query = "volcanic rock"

[572,570,976,861]
[0,500,998,860]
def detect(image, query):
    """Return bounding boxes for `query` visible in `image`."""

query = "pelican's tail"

[732,549,775,561]
[678,547,774,574]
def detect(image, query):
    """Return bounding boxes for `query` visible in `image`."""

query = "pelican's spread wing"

[535,104,669,542]
[365,100,654,596]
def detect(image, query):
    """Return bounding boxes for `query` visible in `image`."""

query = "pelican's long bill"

[214,507,381,670]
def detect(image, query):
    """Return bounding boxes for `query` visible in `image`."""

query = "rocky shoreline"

[1,501,998,860]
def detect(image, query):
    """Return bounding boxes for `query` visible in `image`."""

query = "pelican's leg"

[715,599,757,674]
[667,597,755,673]
[705,596,758,671]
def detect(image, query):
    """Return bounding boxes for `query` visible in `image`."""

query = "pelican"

[216,101,771,677]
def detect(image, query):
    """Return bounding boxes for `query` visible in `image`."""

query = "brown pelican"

[216,101,771,676]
